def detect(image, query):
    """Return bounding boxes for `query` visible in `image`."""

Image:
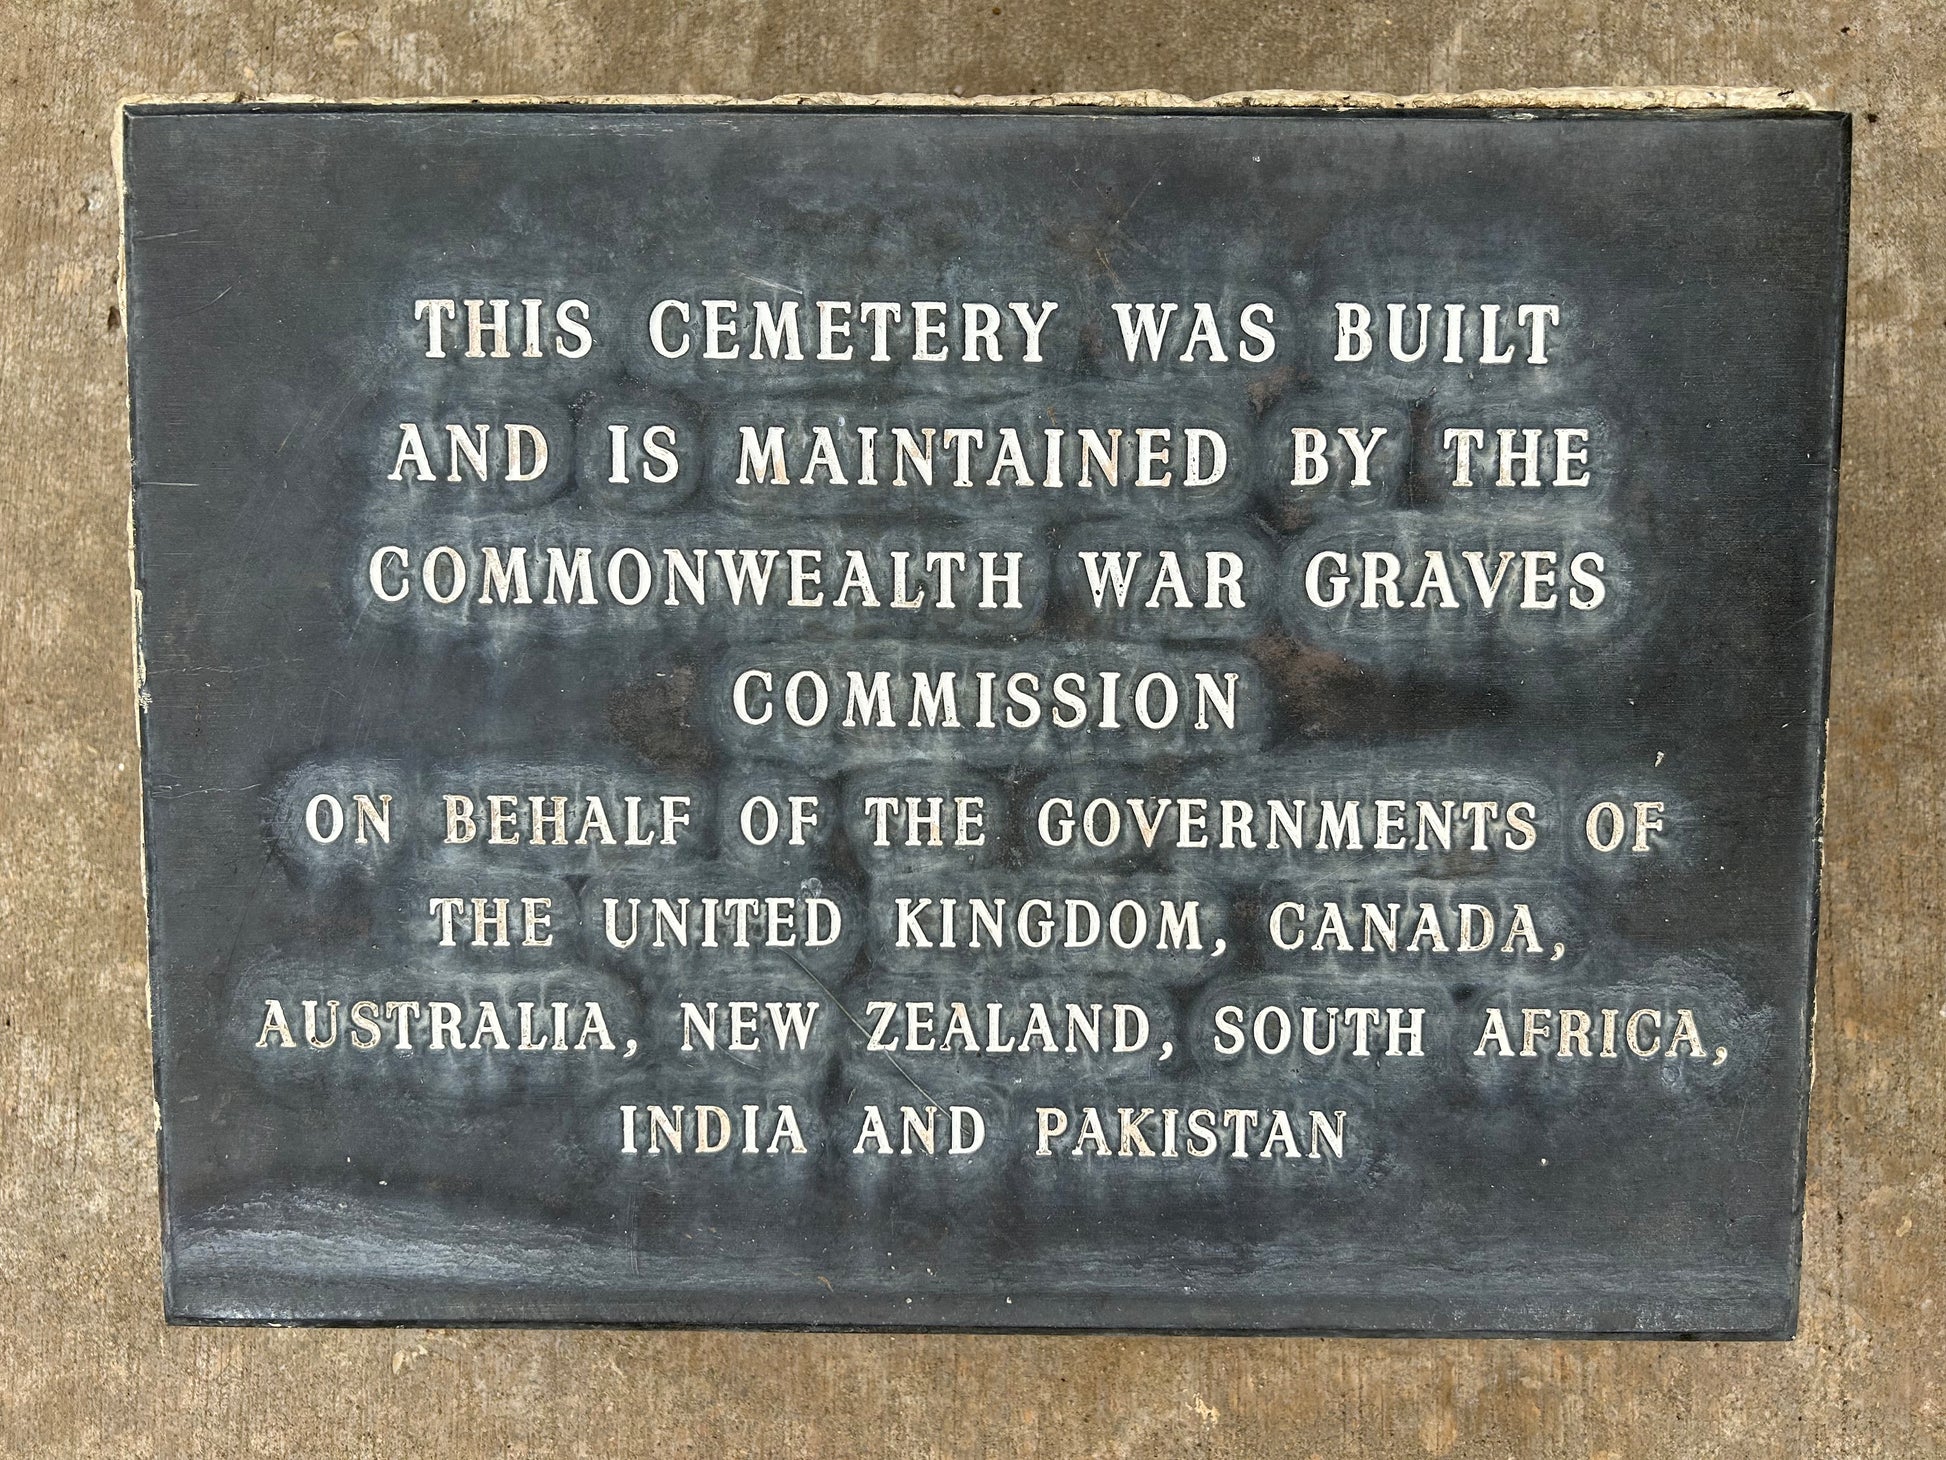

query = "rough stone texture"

[0,3,1931,1454]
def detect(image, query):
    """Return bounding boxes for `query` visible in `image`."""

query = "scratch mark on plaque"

[175,283,236,319]
[277,383,376,457]
[155,780,264,801]
[783,950,939,1109]
[1110,175,1165,246]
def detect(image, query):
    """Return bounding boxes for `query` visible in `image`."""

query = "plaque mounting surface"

[123,102,1847,1334]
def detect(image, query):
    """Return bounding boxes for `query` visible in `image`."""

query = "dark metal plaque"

[123,103,1848,1335]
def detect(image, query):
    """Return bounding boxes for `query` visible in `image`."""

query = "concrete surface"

[0,2,1938,1454]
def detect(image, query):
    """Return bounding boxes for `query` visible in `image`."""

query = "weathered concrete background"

[0,3,1934,1454]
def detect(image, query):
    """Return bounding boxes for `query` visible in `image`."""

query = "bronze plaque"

[123,103,1848,1334]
